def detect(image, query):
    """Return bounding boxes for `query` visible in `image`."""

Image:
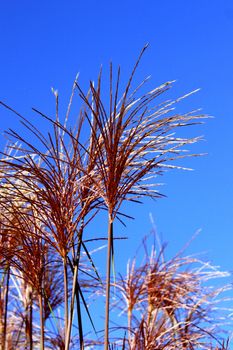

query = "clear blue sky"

[0,0,233,296]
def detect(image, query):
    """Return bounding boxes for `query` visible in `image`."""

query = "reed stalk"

[74,226,85,350]
[25,283,33,350]
[25,306,33,349]
[2,266,10,350]
[104,216,113,350]
[65,263,78,350]
[127,309,132,346]
[38,292,44,350]
[65,223,85,350]
[63,257,69,340]
[75,285,84,350]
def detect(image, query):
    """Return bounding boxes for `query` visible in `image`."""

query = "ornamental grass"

[0,47,231,349]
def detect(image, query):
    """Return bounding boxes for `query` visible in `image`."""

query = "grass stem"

[63,257,69,340]
[2,266,10,350]
[38,293,45,350]
[65,264,78,350]
[104,217,113,350]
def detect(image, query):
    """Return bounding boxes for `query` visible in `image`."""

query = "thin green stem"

[104,217,113,350]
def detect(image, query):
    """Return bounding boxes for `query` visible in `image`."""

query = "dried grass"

[0,48,231,349]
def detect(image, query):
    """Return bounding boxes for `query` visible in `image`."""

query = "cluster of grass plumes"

[101,234,232,349]
[0,47,231,349]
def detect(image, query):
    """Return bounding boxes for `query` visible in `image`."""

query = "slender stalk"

[38,293,44,350]
[14,319,24,349]
[25,283,33,350]
[75,286,84,350]
[75,228,84,350]
[3,266,10,350]
[2,266,10,350]
[65,264,78,350]
[29,297,33,350]
[104,216,113,350]
[63,257,69,339]
[65,227,84,350]
[128,309,132,346]
[25,301,30,349]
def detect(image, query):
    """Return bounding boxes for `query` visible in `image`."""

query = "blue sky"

[0,0,233,318]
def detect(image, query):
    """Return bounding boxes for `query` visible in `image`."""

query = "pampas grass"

[0,47,231,349]
[107,234,232,349]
